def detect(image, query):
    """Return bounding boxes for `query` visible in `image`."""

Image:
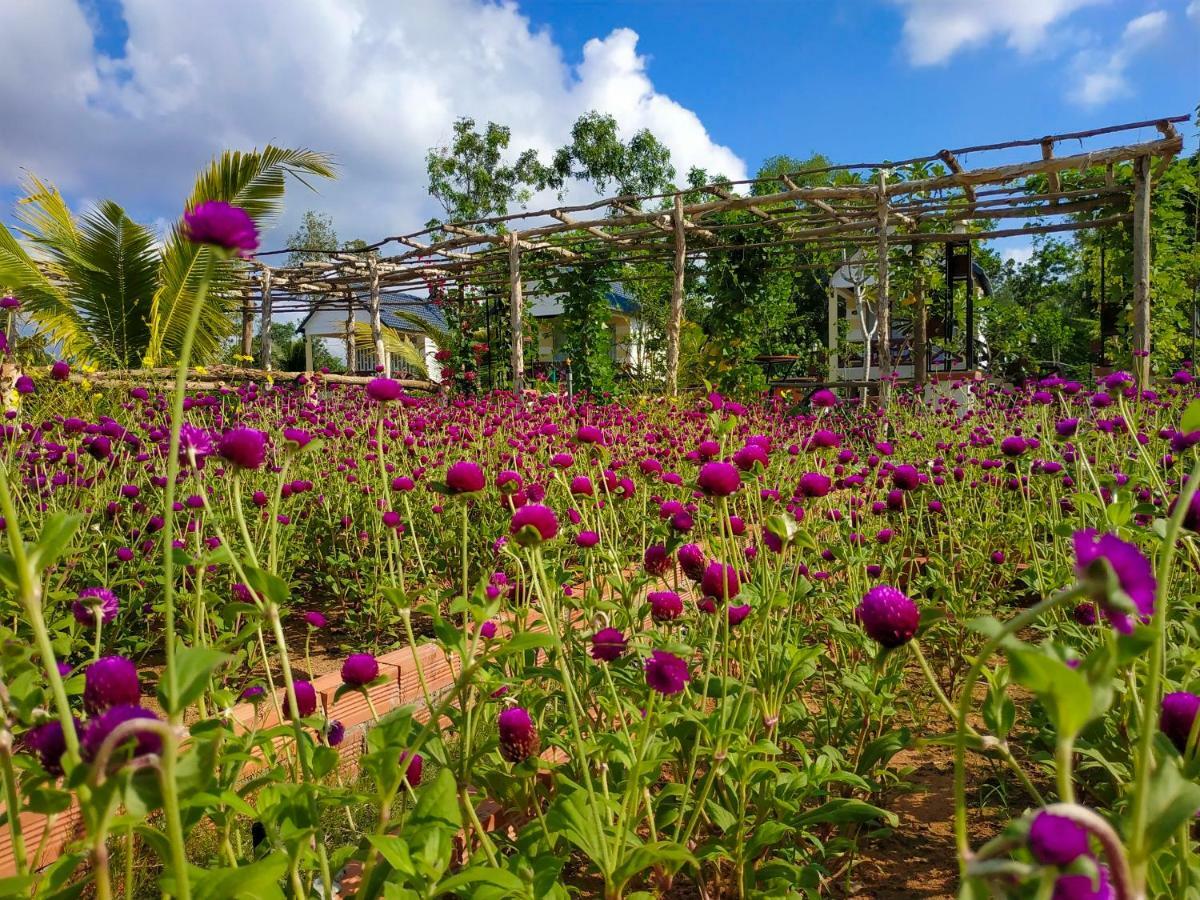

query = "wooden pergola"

[244,115,1187,391]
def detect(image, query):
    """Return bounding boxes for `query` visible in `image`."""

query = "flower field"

[3,355,1200,898]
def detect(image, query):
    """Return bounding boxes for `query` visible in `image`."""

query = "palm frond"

[148,146,336,365]
[353,322,432,379]
[388,310,452,349]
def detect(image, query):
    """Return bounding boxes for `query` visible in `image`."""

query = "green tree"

[0,147,334,368]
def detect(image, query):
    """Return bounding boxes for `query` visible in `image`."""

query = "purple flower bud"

[855,585,919,648]
[697,462,741,497]
[700,562,740,602]
[291,680,318,718]
[644,650,690,696]
[445,461,485,494]
[217,427,267,470]
[498,707,540,763]
[72,587,119,627]
[326,720,345,746]
[1160,692,1200,754]
[576,530,599,548]
[649,591,683,623]
[365,378,403,403]
[82,705,161,762]
[590,627,627,662]
[678,544,707,582]
[84,656,140,714]
[1028,810,1090,866]
[24,719,79,775]
[304,611,328,629]
[341,653,379,687]
[182,201,258,257]
[400,750,423,786]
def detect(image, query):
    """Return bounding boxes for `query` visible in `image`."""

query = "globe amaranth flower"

[72,587,119,627]
[510,504,558,547]
[649,591,683,623]
[700,562,740,602]
[1159,691,1200,754]
[326,720,346,747]
[217,427,268,470]
[643,544,671,576]
[855,585,920,649]
[25,719,80,776]
[1000,435,1028,457]
[800,471,834,499]
[697,461,741,497]
[1073,529,1155,634]
[182,200,258,257]
[727,604,752,627]
[399,750,423,786]
[1028,810,1091,866]
[498,707,540,763]
[82,705,161,762]
[282,427,313,449]
[478,620,497,640]
[590,627,627,662]
[678,544,707,582]
[645,650,690,696]
[575,425,603,444]
[445,461,485,494]
[84,656,140,714]
[303,610,328,629]
[1052,866,1114,900]
[291,680,318,718]
[50,361,70,381]
[891,465,921,491]
[365,377,403,402]
[811,388,838,408]
[576,530,599,548]
[341,653,380,687]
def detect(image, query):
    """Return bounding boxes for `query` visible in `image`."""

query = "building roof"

[530,286,639,318]
[297,293,446,336]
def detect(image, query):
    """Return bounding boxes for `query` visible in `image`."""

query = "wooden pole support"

[368,252,387,377]
[344,293,356,373]
[875,172,892,394]
[240,295,254,359]
[508,233,524,394]
[259,266,273,371]
[666,194,687,395]
[1132,154,1152,387]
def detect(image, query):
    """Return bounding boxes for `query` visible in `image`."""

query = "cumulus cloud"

[0,0,745,246]
[892,0,1101,66]
[1067,11,1169,107]
[1188,0,1200,24]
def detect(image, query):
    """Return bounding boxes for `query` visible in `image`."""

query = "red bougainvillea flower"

[182,200,259,257]
[855,585,919,648]
[645,650,690,696]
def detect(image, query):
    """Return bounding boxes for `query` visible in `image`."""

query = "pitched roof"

[297,293,446,335]
[530,286,639,318]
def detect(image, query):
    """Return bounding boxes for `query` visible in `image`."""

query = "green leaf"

[1182,398,1200,434]
[1007,648,1094,739]
[410,768,462,831]
[160,646,232,715]
[30,513,82,570]
[189,853,289,900]
[1141,759,1200,853]
[241,567,290,607]
[793,798,898,828]
[366,834,416,876]
[435,865,528,896]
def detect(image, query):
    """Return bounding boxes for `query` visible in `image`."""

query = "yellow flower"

[195,365,208,375]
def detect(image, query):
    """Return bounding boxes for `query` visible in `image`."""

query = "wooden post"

[508,233,524,394]
[912,246,928,388]
[240,294,254,359]
[875,172,892,393]
[304,336,313,372]
[368,252,387,376]
[827,284,838,382]
[344,294,356,373]
[1132,154,1151,387]
[666,194,687,395]
[259,265,273,371]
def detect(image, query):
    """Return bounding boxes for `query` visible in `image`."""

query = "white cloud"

[1189,0,1200,23]
[1067,10,1169,107]
[999,242,1035,267]
[0,0,745,247]
[892,0,1101,66]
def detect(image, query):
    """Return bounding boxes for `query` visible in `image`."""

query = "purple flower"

[217,427,268,470]
[1052,867,1114,900]
[727,604,751,627]
[1055,418,1081,439]
[510,504,558,547]
[15,375,34,395]
[1028,810,1091,866]
[811,388,838,408]
[0,295,19,310]
[341,653,379,687]
[891,465,920,491]
[82,705,161,762]
[1159,692,1200,754]
[182,201,259,257]
[72,587,119,627]
[365,378,403,403]
[400,750,423,786]
[84,656,140,714]
[798,472,832,498]
[240,685,266,703]
[326,720,345,747]
[50,361,70,381]
[649,591,683,622]
[25,719,79,775]
[590,627,627,662]
[291,680,318,718]
[678,544,707,582]
[445,461,485,494]
[179,423,214,466]
[478,620,497,640]
[643,544,671,576]
[1073,530,1155,634]
[697,462,741,497]
[855,585,919,649]
[498,707,540,763]
[576,530,600,548]
[645,650,690,696]
[283,428,313,449]
[304,610,328,629]
[700,562,740,602]
[1000,435,1028,457]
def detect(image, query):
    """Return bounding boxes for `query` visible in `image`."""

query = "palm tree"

[0,147,334,368]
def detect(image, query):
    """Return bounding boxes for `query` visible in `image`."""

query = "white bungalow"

[297,295,444,379]
[530,286,648,374]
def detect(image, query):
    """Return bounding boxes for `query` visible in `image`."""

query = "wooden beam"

[710,185,773,222]
[937,150,977,205]
[508,233,524,395]
[666,194,686,396]
[1132,155,1151,387]
[1041,140,1061,194]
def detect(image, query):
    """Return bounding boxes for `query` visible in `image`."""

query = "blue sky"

[0,0,1197,257]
